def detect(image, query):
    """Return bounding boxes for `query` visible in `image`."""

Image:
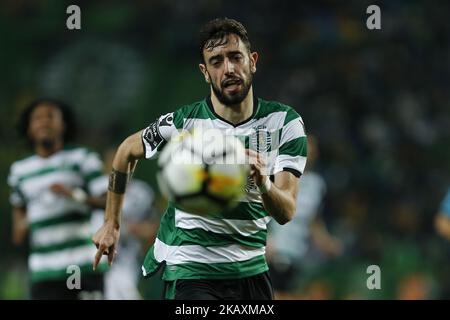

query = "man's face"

[28,103,65,146]
[199,34,258,106]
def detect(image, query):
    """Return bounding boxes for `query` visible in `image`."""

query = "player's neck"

[34,139,64,158]
[211,88,254,125]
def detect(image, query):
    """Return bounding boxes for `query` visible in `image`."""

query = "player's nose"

[224,58,235,74]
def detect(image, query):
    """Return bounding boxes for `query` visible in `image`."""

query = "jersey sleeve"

[141,111,182,160]
[273,108,307,177]
[7,164,26,207]
[440,187,450,217]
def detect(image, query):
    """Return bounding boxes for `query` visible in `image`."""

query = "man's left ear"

[250,52,258,73]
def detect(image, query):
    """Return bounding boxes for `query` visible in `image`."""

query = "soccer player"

[93,18,307,300]
[8,99,107,299]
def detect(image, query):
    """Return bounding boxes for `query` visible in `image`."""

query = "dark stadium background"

[1,0,450,299]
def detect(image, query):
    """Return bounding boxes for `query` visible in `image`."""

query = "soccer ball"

[156,128,249,216]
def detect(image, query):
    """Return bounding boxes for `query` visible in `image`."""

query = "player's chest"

[183,117,283,153]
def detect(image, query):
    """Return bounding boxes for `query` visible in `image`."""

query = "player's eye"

[232,54,243,61]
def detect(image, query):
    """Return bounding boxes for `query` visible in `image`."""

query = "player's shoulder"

[258,98,293,111]
[63,143,96,153]
[9,145,97,175]
[173,99,208,119]
[257,98,303,124]
[57,144,100,164]
[9,153,39,175]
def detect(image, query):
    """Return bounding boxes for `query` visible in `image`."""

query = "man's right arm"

[92,112,179,269]
[92,130,145,270]
[12,206,28,245]
[104,130,145,225]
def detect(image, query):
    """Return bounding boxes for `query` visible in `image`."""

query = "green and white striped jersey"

[8,146,107,282]
[141,96,307,281]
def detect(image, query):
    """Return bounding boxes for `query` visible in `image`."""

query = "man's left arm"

[251,109,307,224]
[262,171,299,225]
[248,151,299,225]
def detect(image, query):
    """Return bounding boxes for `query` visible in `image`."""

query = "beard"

[211,71,253,106]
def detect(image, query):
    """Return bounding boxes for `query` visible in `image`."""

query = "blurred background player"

[435,187,450,241]
[90,148,158,300]
[7,99,107,300]
[267,135,342,299]
[434,186,450,298]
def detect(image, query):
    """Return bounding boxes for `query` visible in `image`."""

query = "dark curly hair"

[199,18,252,62]
[18,98,76,146]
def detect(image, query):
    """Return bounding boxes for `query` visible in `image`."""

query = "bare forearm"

[247,150,299,226]
[104,132,144,227]
[104,192,124,228]
[12,207,28,245]
[262,185,296,225]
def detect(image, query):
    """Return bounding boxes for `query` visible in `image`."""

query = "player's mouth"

[34,127,54,138]
[222,78,243,92]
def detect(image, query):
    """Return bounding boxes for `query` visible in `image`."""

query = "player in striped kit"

[93,18,307,300]
[8,99,107,299]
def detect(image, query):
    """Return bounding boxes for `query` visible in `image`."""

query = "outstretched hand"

[92,221,120,270]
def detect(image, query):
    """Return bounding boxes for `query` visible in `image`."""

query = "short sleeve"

[273,108,307,177]
[141,112,181,159]
[8,164,26,207]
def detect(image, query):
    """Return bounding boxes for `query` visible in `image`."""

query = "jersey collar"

[206,94,259,128]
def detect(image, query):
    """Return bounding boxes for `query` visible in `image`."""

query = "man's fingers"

[107,245,116,267]
[93,246,104,271]
[245,149,256,155]
[245,149,257,165]
[245,149,267,169]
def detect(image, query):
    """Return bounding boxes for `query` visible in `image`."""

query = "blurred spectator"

[7,99,107,299]
[267,135,342,299]
[435,187,450,241]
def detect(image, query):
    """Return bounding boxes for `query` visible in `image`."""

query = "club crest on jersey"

[251,125,271,153]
